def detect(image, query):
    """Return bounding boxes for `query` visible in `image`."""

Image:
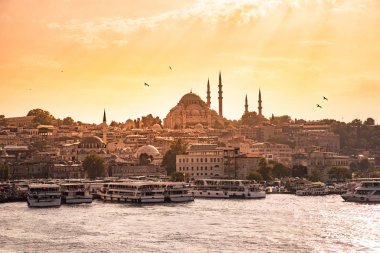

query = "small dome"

[79,136,105,148]
[194,123,204,131]
[151,124,162,131]
[135,145,160,157]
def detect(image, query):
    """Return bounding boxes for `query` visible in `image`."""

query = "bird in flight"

[169,66,172,70]
[144,82,149,87]
[317,104,322,108]
[323,96,328,101]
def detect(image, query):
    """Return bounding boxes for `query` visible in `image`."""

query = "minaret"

[218,71,223,117]
[244,94,248,114]
[206,78,211,108]
[102,109,107,144]
[258,89,262,116]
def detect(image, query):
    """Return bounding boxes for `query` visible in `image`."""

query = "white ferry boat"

[191,179,266,199]
[61,183,93,204]
[98,181,194,204]
[296,183,329,196]
[99,182,165,204]
[27,184,61,207]
[341,180,380,203]
[162,182,194,202]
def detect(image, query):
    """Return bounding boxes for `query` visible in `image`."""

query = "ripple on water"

[0,195,379,252]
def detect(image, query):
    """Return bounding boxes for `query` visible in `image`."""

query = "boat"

[27,184,61,207]
[191,179,266,199]
[61,183,93,204]
[295,182,329,196]
[98,181,194,204]
[99,181,165,204]
[162,182,194,202]
[341,180,380,203]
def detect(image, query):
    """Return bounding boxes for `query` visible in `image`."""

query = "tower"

[258,89,262,117]
[218,71,223,117]
[244,94,248,114]
[102,109,107,144]
[206,78,211,108]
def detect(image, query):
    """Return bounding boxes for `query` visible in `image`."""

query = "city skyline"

[1,0,380,124]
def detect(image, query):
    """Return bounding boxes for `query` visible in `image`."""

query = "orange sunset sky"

[1,0,379,124]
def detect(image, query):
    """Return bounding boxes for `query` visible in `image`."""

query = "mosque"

[163,72,263,129]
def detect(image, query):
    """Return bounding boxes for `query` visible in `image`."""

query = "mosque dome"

[79,136,105,148]
[179,92,204,107]
[135,145,160,158]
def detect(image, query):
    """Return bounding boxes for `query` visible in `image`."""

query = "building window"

[200,158,203,163]
[179,158,181,163]
[205,158,207,162]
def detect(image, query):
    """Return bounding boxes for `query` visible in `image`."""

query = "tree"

[139,153,153,165]
[246,172,263,181]
[358,158,371,172]
[170,172,184,182]
[0,162,9,181]
[162,139,188,175]
[257,158,272,181]
[307,169,322,182]
[141,114,161,128]
[27,108,55,125]
[83,155,106,180]
[0,115,6,126]
[270,115,291,125]
[364,117,375,126]
[62,117,75,126]
[348,119,362,127]
[272,163,290,179]
[292,165,308,178]
[328,167,352,181]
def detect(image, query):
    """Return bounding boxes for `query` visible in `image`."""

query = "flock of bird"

[317,96,328,108]
[144,66,329,111]
[144,66,172,88]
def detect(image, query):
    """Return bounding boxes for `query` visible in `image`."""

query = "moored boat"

[341,180,380,203]
[27,184,61,207]
[191,179,266,199]
[296,182,329,196]
[61,183,93,204]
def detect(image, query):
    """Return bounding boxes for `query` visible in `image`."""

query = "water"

[0,195,379,253]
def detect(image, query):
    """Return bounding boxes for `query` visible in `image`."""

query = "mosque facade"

[163,72,225,129]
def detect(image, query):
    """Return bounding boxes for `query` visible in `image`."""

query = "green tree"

[83,155,106,180]
[257,158,272,181]
[246,171,263,181]
[272,163,290,179]
[139,153,153,165]
[364,117,375,126]
[162,139,188,175]
[141,114,161,128]
[27,108,55,125]
[292,165,308,178]
[0,115,6,126]
[328,167,352,181]
[358,158,371,172]
[170,171,185,182]
[0,163,9,181]
[307,169,322,182]
[62,117,75,126]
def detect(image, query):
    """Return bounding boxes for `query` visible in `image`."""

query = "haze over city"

[1,0,380,123]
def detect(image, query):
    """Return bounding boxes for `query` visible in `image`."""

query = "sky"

[1,0,380,124]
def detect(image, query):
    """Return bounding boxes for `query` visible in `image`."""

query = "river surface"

[0,194,379,253]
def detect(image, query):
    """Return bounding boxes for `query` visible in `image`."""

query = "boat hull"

[27,197,61,207]
[341,194,380,203]
[63,196,93,204]
[191,190,265,199]
[168,195,194,202]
